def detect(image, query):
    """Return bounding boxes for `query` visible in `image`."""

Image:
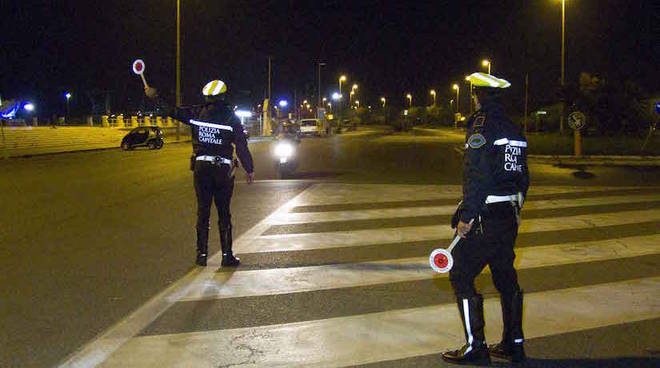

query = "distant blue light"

[278,100,288,108]
[23,103,35,112]
[1,102,19,119]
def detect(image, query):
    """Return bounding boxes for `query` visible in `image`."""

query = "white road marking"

[100,277,660,368]
[269,193,660,225]
[180,234,660,301]
[241,208,660,253]
[292,183,643,206]
[56,185,316,368]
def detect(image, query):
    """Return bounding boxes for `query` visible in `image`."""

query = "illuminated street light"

[482,59,491,74]
[352,84,358,91]
[338,75,347,93]
[65,92,72,117]
[332,92,342,101]
[406,93,412,107]
[278,100,288,108]
[380,97,386,108]
[429,89,436,106]
[23,103,35,112]
[452,84,460,114]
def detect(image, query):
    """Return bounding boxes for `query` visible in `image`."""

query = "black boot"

[489,290,526,362]
[442,294,491,365]
[220,224,240,267]
[195,225,209,267]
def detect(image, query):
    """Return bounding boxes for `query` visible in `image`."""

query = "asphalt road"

[1,127,659,367]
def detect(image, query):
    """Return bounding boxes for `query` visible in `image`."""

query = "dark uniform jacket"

[460,101,529,223]
[173,101,254,174]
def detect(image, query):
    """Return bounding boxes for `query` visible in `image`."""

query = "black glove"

[451,200,463,229]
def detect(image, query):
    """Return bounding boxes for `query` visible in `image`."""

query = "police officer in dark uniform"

[146,79,254,268]
[442,72,529,365]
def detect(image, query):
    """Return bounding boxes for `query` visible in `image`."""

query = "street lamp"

[338,75,347,94]
[278,100,288,108]
[65,92,72,118]
[429,89,436,106]
[380,97,386,108]
[452,84,459,114]
[406,93,412,107]
[332,92,342,101]
[350,90,355,105]
[482,59,491,74]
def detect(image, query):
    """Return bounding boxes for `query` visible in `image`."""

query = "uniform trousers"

[449,202,521,299]
[193,161,234,246]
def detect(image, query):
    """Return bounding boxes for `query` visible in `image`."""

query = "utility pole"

[317,62,326,116]
[559,0,565,135]
[524,73,529,133]
[176,0,181,141]
[263,56,272,136]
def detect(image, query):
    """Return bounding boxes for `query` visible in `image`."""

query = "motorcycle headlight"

[274,142,294,157]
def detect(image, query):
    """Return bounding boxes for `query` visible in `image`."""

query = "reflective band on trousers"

[493,138,527,147]
[462,298,474,353]
[196,155,232,165]
[189,119,233,131]
[485,194,518,204]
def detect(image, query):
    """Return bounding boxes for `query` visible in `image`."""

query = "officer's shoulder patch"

[468,133,487,149]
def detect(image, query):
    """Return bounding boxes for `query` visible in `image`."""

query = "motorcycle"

[273,135,299,179]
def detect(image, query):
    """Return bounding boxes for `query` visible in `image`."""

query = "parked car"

[121,127,164,150]
[299,118,321,137]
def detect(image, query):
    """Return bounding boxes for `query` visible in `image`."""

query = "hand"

[457,220,473,238]
[144,86,158,99]
[246,172,255,184]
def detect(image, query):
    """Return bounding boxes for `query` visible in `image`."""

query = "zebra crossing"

[60,184,660,367]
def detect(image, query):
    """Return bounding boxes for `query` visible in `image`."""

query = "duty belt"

[485,194,518,204]
[196,155,232,165]
[485,193,524,225]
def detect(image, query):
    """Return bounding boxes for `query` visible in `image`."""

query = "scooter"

[273,136,299,179]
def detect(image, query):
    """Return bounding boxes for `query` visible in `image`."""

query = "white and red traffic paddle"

[429,219,473,273]
[132,59,149,88]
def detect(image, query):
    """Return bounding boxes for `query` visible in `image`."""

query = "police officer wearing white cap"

[146,80,254,268]
[442,72,529,365]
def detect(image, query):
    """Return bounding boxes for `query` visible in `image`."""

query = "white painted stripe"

[268,193,660,225]
[100,277,660,368]
[56,185,315,368]
[244,208,660,253]
[180,234,660,301]
[292,183,648,206]
[493,138,527,147]
[188,119,233,131]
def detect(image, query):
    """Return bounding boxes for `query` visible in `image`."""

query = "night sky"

[2,0,658,116]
